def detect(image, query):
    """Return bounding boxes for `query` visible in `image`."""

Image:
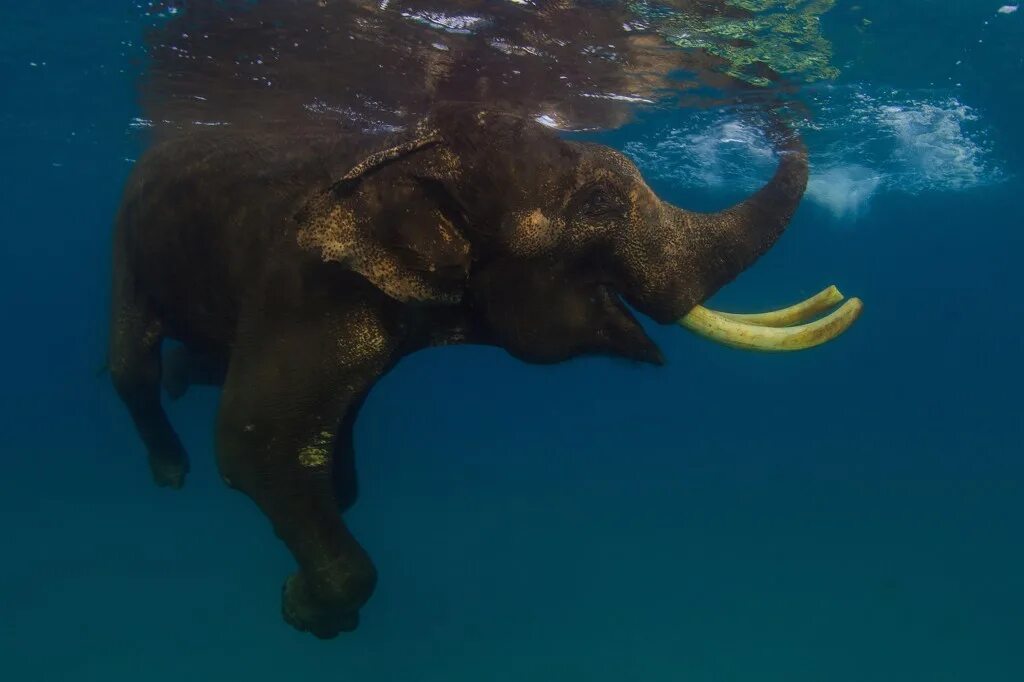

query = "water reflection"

[140,1,837,135]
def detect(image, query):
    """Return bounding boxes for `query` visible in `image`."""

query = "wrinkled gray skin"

[109,105,808,638]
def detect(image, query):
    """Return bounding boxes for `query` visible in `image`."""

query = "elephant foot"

[282,574,361,639]
[148,452,188,489]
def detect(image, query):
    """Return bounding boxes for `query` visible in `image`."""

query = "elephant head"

[298,105,861,362]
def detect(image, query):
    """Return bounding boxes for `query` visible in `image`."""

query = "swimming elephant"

[109,104,860,638]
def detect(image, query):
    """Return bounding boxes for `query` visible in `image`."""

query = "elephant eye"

[575,184,625,221]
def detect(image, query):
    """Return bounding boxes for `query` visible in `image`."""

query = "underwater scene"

[1,1,1022,679]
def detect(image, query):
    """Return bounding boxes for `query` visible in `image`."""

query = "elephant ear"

[297,131,471,305]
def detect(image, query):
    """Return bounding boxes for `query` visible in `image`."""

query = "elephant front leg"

[331,392,368,514]
[216,301,397,638]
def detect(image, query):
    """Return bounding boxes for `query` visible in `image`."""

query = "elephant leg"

[109,280,189,489]
[215,299,397,638]
[332,391,368,514]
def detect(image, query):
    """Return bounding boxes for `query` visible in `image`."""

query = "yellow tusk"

[679,297,863,352]
[714,285,845,327]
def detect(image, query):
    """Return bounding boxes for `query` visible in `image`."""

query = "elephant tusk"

[712,285,845,327]
[678,295,863,352]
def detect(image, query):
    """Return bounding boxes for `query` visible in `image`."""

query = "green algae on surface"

[636,0,839,87]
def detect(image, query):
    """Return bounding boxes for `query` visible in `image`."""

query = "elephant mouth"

[677,284,863,352]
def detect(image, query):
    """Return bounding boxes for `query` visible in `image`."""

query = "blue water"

[2,2,1022,680]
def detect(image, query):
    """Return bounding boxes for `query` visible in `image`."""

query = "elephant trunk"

[617,123,809,324]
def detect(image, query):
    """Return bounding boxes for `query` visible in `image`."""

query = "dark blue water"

[2,2,1021,680]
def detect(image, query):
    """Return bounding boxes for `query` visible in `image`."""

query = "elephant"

[109,103,860,638]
